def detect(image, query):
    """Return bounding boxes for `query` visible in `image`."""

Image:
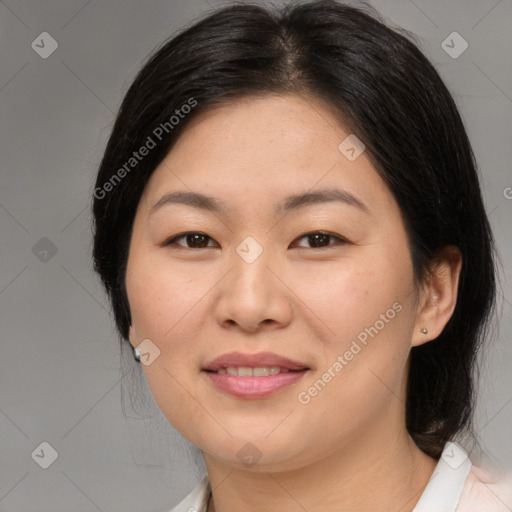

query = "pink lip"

[204,370,309,399]
[202,351,309,372]
[202,351,310,399]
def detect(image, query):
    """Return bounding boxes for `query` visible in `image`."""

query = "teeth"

[218,366,291,376]
[253,367,269,377]
[237,366,253,377]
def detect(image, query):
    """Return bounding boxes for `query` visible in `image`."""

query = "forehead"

[138,94,396,218]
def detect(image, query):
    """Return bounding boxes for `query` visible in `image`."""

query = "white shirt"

[167,442,512,512]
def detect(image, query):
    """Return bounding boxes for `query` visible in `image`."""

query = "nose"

[214,242,293,333]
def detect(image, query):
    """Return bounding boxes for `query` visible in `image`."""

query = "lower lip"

[203,370,308,399]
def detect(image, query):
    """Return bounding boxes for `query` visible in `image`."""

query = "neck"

[204,427,438,512]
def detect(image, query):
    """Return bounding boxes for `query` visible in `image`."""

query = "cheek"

[290,249,415,405]
[126,249,212,342]
[126,254,218,442]
[289,250,412,347]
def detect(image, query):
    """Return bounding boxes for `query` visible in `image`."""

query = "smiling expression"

[125,93,422,471]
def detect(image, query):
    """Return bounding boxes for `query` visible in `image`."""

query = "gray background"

[0,0,511,511]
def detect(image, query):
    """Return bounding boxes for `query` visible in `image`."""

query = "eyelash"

[162,231,348,250]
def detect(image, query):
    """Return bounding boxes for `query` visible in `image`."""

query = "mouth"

[202,351,310,372]
[204,366,305,376]
[202,352,310,399]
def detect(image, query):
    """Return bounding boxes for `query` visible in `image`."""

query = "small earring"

[421,328,428,334]
[134,346,141,361]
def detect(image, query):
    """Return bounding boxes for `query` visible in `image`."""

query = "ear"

[411,245,462,347]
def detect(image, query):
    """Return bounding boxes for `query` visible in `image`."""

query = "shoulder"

[167,474,211,512]
[457,464,512,512]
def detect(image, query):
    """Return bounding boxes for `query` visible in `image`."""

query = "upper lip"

[202,351,310,372]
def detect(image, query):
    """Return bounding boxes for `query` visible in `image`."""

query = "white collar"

[413,442,472,512]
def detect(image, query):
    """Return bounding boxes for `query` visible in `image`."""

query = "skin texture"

[125,94,462,512]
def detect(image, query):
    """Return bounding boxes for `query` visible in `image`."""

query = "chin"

[200,432,313,472]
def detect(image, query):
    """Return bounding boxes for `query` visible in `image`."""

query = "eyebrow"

[149,187,369,216]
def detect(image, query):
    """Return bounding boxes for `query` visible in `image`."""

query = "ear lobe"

[412,245,462,347]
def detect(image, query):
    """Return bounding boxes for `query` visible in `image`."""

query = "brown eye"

[292,231,347,249]
[164,232,217,249]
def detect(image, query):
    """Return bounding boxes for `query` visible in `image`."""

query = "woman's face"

[125,94,423,471]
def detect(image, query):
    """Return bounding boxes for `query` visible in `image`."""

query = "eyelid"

[291,231,349,249]
[162,232,218,248]
[162,230,349,249]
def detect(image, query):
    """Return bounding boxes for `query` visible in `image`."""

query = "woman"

[92,1,510,510]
